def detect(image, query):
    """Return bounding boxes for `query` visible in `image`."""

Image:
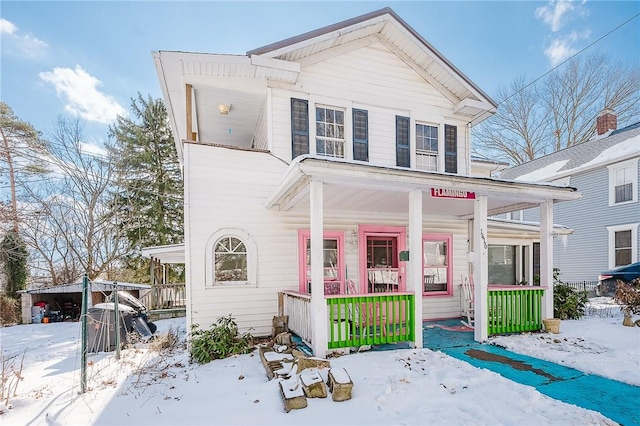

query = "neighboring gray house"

[499,111,640,282]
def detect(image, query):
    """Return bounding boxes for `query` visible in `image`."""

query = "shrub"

[0,294,20,326]
[189,315,253,364]
[613,278,640,319]
[554,284,588,319]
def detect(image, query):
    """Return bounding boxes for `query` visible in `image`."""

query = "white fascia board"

[153,51,184,163]
[250,54,300,73]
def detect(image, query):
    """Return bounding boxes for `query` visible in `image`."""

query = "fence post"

[80,273,89,393]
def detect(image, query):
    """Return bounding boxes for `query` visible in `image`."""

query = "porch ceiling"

[265,156,582,218]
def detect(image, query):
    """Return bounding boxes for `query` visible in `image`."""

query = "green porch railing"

[487,288,544,335]
[326,293,415,349]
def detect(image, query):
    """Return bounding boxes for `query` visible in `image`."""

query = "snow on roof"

[579,134,640,170]
[513,159,570,182]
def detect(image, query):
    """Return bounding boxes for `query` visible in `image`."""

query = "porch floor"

[423,319,640,426]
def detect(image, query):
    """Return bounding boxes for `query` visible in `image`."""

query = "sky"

[1,1,639,148]
[0,297,637,425]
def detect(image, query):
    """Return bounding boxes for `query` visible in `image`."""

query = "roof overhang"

[141,243,185,264]
[265,156,582,218]
[20,281,151,294]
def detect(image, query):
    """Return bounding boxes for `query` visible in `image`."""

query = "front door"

[359,225,406,293]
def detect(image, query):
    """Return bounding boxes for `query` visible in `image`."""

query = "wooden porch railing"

[326,293,415,349]
[279,291,313,346]
[139,283,186,310]
[487,287,544,335]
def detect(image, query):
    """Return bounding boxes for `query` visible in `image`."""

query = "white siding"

[268,42,468,171]
[186,144,523,335]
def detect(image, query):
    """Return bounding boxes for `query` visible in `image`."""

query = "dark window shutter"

[444,124,457,173]
[396,116,410,167]
[291,98,309,159]
[353,109,369,161]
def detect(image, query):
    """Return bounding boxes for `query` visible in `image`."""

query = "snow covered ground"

[0,297,637,425]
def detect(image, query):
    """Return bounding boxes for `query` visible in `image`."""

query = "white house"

[152,8,581,357]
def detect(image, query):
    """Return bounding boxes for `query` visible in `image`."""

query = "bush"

[554,284,588,319]
[189,315,253,364]
[613,278,640,319]
[0,294,20,326]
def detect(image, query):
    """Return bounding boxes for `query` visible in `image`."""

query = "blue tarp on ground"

[423,319,640,426]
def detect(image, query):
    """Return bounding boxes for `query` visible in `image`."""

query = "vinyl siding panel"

[523,161,640,281]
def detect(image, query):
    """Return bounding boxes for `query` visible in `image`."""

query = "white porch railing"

[278,291,312,346]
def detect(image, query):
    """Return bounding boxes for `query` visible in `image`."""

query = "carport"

[19,281,151,324]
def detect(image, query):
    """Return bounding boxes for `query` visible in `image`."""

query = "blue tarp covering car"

[597,262,640,296]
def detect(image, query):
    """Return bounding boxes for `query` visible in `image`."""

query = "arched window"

[206,229,257,287]
[214,237,247,283]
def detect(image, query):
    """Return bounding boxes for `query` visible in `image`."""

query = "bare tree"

[474,53,640,165]
[23,118,126,283]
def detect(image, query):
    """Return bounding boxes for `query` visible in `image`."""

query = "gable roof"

[499,122,640,182]
[247,8,497,117]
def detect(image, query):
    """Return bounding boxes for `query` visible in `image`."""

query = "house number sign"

[430,187,476,199]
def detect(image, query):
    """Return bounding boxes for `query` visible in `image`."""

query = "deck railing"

[487,287,544,335]
[139,283,186,310]
[326,293,415,349]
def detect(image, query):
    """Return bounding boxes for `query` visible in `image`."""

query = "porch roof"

[141,243,186,264]
[265,156,582,217]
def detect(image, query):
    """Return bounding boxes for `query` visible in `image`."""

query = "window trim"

[607,223,639,268]
[608,158,638,206]
[205,228,258,287]
[415,122,439,172]
[422,233,453,297]
[298,230,345,294]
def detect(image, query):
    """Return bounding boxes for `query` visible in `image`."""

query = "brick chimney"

[596,109,617,136]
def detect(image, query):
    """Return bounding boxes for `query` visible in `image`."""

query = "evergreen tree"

[0,230,28,299]
[109,94,183,281]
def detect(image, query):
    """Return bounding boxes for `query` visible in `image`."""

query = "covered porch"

[267,156,581,357]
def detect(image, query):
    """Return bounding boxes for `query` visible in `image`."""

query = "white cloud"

[0,18,48,58]
[80,142,108,158]
[0,18,17,35]
[39,65,126,124]
[544,30,590,66]
[535,0,576,32]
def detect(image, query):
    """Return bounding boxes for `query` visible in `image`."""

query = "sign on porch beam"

[430,188,476,199]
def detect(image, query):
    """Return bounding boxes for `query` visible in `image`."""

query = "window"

[396,116,410,167]
[416,124,438,171]
[291,98,309,159]
[488,245,516,285]
[353,109,369,161]
[422,234,453,295]
[214,237,247,282]
[315,106,345,158]
[607,223,639,268]
[608,159,638,206]
[206,229,257,287]
[298,230,345,295]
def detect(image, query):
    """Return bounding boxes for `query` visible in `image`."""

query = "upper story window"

[607,223,638,268]
[416,124,438,171]
[315,106,345,158]
[608,159,638,206]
